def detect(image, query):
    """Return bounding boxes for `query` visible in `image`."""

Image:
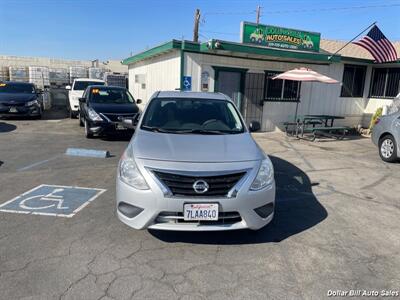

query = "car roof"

[154,91,230,101]
[88,85,125,89]
[1,81,34,86]
[74,78,105,82]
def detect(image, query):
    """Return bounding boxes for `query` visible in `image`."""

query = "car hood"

[0,93,37,103]
[91,103,139,114]
[132,130,264,163]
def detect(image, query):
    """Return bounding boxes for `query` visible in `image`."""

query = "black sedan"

[78,85,141,138]
[0,82,43,118]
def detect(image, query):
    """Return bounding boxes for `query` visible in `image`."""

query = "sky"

[1,0,399,61]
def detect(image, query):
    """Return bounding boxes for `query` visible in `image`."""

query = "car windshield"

[89,87,134,104]
[73,81,104,91]
[0,83,35,94]
[140,97,245,134]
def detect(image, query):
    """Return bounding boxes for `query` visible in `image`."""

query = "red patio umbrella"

[272,67,339,122]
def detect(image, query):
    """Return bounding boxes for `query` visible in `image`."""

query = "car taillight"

[374,118,381,125]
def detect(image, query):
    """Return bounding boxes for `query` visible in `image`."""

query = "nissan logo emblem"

[192,180,209,194]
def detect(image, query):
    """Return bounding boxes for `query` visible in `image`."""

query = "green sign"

[241,22,321,52]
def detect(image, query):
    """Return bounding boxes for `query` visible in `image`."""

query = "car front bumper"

[116,159,276,231]
[0,104,41,117]
[87,119,132,135]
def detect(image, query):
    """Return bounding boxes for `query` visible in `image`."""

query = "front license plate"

[116,123,127,130]
[9,107,18,113]
[184,203,219,221]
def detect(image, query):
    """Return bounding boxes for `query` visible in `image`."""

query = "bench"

[301,126,349,141]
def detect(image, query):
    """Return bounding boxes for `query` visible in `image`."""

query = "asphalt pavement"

[0,110,399,299]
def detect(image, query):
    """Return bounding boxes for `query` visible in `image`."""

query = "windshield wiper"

[172,129,228,135]
[141,125,176,133]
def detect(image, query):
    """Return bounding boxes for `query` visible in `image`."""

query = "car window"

[0,82,35,94]
[73,81,104,91]
[140,97,245,134]
[89,87,134,104]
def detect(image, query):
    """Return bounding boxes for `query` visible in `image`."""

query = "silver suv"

[116,91,275,231]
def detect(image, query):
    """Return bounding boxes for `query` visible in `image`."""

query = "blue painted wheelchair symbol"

[0,185,106,217]
[182,76,192,91]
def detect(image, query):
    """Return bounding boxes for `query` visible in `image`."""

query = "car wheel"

[78,111,84,127]
[69,108,76,119]
[379,135,397,162]
[84,119,93,139]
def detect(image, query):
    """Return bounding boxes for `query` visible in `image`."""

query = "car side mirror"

[136,99,142,104]
[65,85,71,90]
[122,118,135,129]
[249,121,261,132]
[79,97,86,103]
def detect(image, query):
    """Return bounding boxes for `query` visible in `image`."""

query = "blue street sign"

[0,184,106,217]
[182,76,192,91]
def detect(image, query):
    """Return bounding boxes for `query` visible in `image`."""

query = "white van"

[66,78,105,118]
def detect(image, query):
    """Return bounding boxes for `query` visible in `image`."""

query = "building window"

[370,68,400,98]
[264,71,300,102]
[340,65,366,97]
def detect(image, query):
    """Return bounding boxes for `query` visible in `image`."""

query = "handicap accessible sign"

[0,184,106,217]
[182,76,192,91]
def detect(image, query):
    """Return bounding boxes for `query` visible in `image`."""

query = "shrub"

[369,107,383,130]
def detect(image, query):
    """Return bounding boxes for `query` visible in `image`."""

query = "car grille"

[153,170,246,197]
[100,112,137,122]
[156,211,242,225]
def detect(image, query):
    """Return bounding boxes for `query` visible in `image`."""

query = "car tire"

[78,111,84,127]
[84,119,93,139]
[379,134,397,162]
[69,108,76,119]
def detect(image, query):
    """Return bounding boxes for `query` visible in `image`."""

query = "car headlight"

[26,100,39,107]
[88,107,103,121]
[119,145,149,190]
[250,158,274,191]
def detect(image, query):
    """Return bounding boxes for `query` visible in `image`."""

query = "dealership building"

[122,22,400,131]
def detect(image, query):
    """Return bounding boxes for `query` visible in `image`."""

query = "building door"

[214,67,246,113]
[243,73,264,127]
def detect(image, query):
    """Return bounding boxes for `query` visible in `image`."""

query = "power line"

[203,3,400,16]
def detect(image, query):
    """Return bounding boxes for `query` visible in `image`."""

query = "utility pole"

[193,8,200,42]
[256,5,261,24]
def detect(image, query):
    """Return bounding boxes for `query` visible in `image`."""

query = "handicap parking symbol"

[0,184,106,217]
[182,76,192,91]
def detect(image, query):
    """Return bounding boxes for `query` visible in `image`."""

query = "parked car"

[372,110,400,162]
[116,91,275,231]
[79,85,140,138]
[66,78,105,118]
[0,81,43,119]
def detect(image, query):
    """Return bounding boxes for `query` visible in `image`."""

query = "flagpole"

[328,21,377,61]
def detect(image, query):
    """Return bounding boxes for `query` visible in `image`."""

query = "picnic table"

[283,114,349,141]
[303,115,345,127]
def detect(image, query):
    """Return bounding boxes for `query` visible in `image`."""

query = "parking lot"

[1,111,399,299]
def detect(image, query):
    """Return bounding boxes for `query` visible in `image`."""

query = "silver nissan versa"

[116,91,275,231]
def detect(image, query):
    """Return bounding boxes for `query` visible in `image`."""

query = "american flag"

[353,25,398,63]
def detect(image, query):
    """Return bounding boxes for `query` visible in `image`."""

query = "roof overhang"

[122,39,344,65]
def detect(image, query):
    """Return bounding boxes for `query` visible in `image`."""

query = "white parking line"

[17,156,59,171]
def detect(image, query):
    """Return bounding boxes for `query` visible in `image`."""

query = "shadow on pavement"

[0,122,17,133]
[149,155,328,244]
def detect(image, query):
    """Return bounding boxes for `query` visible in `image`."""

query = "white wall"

[128,50,180,107]
[184,52,376,131]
